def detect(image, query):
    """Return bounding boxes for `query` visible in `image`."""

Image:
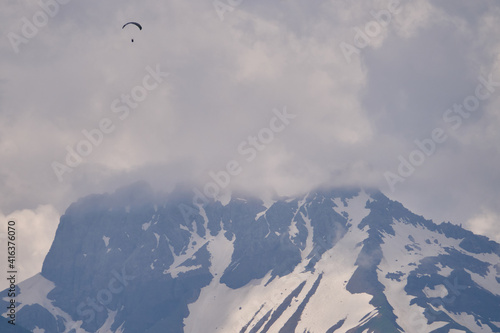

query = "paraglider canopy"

[122,22,142,42]
[122,22,142,30]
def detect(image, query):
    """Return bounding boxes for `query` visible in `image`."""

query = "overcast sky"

[1,0,500,289]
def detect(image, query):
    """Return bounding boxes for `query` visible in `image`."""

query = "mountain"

[2,182,500,333]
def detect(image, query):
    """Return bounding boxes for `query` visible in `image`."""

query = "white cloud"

[467,208,500,242]
[0,205,60,290]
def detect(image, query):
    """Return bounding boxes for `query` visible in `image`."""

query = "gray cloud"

[0,0,500,289]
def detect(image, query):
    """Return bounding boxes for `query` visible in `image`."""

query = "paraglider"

[122,22,142,42]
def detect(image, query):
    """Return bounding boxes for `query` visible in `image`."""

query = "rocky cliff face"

[2,182,500,332]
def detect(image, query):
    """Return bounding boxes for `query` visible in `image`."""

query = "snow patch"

[103,236,110,247]
[434,306,495,333]
[196,203,210,231]
[142,221,152,231]
[96,310,117,333]
[170,265,202,278]
[164,226,207,276]
[465,268,500,297]
[436,262,453,277]
[154,233,160,248]
[296,198,372,333]
[300,211,314,260]
[289,218,299,238]
[332,190,371,229]
[184,231,235,333]
[423,284,448,298]
[255,209,267,220]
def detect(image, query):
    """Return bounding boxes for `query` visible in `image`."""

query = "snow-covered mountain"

[2,182,500,333]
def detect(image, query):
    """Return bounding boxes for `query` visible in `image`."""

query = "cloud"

[0,205,60,291]
[0,0,500,283]
[467,208,500,243]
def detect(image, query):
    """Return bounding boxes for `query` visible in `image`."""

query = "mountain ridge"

[2,182,499,332]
